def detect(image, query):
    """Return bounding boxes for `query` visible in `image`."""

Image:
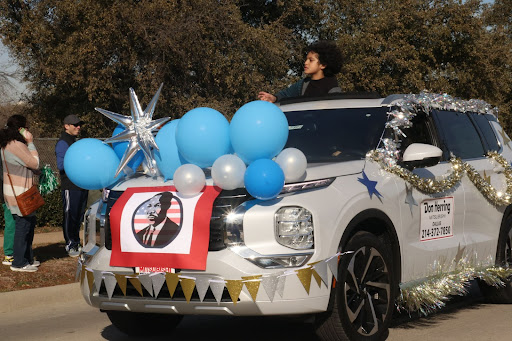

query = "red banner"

[109,185,221,270]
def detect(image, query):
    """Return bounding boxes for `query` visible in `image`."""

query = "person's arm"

[55,140,68,171]
[10,140,40,170]
[274,79,304,102]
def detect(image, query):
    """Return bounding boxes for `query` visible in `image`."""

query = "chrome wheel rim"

[343,246,391,336]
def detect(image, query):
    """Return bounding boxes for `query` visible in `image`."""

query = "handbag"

[2,149,45,216]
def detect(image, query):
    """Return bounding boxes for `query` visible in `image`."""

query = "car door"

[397,111,467,282]
[436,111,505,265]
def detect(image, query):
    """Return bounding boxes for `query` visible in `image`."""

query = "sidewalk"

[0,231,83,313]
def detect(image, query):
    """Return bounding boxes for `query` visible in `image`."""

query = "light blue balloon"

[230,101,289,164]
[111,124,144,171]
[244,159,285,200]
[176,107,231,168]
[154,119,187,180]
[64,138,121,190]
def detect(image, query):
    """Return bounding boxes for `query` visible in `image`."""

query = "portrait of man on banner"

[133,192,182,248]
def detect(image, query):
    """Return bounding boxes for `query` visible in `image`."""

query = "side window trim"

[468,113,501,153]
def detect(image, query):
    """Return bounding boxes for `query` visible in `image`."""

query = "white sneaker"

[10,264,38,272]
[31,260,41,267]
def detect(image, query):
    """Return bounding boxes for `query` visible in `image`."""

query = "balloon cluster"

[65,100,307,200]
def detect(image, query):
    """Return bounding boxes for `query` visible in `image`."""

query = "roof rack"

[278,92,382,105]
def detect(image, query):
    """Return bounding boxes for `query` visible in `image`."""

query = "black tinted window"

[284,107,388,162]
[433,110,485,159]
[470,113,500,152]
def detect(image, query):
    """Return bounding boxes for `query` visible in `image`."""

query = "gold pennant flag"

[165,273,180,297]
[308,262,322,288]
[128,277,143,296]
[226,280,243,305]
[115,274,127,296]
[242,275,262,302]
[86,270,95,294]
[180,278,196,303]
[80,264,86,286]
[296,267,313,294]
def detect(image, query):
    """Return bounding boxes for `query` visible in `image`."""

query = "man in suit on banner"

[135,192,181,248]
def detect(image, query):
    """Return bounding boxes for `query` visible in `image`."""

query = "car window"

[433,110,485,159]
[469,113,500,152]
[284,107,388,162]
[399,111,436,151]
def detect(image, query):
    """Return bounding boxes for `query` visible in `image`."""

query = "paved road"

[1,286,511,341]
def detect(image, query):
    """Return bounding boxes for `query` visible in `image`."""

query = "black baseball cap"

[63,114,84,125]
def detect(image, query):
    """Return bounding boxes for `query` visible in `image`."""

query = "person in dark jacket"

[258,40,343,103]
[55,114,88,257]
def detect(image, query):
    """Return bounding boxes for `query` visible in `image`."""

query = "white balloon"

[211,154,246,190]
[173,164,206,196]
[275,148,307,182]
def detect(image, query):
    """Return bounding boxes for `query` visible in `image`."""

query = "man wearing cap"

[55,114,88,257]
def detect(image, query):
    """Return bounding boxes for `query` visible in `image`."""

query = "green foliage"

[0,0,511,135]
[36,187,63,228]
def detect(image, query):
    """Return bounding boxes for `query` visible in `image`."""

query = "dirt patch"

[0,241,78,292]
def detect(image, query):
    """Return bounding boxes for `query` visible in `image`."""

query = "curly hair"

[0,114,28,148]
[307,40,342,77]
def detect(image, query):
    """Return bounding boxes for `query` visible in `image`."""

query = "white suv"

[80,92,512,341]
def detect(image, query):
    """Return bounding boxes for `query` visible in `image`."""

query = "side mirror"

[402,143,443,169]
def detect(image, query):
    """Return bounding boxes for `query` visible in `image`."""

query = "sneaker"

[2,256,14,266]
[10,264,38,272]
[68,248,80,257]
[31,260,41,267]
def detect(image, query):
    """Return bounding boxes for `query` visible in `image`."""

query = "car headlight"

[275,206,314,250]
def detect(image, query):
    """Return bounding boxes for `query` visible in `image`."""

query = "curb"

[0,282,82,313]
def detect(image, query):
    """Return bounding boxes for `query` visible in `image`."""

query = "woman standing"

[0,115,40,272]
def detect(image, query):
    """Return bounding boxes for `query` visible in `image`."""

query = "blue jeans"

[12,214,36,268]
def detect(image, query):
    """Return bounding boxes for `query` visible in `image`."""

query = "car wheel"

[106,311,183,336]
[479,216,512,303]
[315,231,397,341]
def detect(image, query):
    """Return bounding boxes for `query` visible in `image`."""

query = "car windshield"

[284,107,389,163]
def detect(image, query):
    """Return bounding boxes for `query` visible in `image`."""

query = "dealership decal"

[420,197,454,241]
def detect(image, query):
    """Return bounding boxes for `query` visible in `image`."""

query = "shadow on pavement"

[33,242,69,262]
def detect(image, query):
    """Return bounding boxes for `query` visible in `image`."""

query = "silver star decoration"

[454,243,466,265]
[498,128,512,150]
[405,183,418,212]
[95,84,170,177]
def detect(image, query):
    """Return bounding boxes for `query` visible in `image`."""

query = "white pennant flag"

[261,274,279,302]
[209,280,225,303]
[103,274,118,299]
[313,260,329,287]
[93,270,103,292]
[138,274,154,297]
[150,273,166,297]
[276,272,289,298]
[195,276,211,302]
[75,260,82,282]
[327,256,339,281]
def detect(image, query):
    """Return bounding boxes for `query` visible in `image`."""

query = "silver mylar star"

[405,183,418,212]
[95,83,170,177]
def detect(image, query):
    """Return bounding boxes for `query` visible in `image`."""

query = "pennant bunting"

[209,279,226,303]
[80,264,86,285]
[312,260,329,287]
[75,261,82,282]
[195,276,211,302]
[165,273,180,297]
[276,272,288,298]
[151,273,166,298]
[225,280,244,305]
[180,277,196,303]
[138,274,154,297]
[128,277,144,296]
[296,267,313,294]
[104,274,118,299]
[261,273,280,302]
[327,256,339,281]
[242,275,262,302]
[93,270,103,292]
[86,269,95,294]
[115,274,127,296]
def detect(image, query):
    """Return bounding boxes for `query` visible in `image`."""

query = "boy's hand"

[22,129,34,143]
[258,92,276,103]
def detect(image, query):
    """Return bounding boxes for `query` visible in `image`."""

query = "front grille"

[103,188,252,251]
[97,276,237,302]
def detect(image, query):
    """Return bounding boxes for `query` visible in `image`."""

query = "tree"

[0,0,295,137]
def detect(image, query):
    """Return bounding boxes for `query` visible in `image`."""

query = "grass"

[0,226,79,293]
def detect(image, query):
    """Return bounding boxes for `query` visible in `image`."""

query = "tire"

[478,216,512,303]
[106,310,183,336]
[315,231,397,341]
